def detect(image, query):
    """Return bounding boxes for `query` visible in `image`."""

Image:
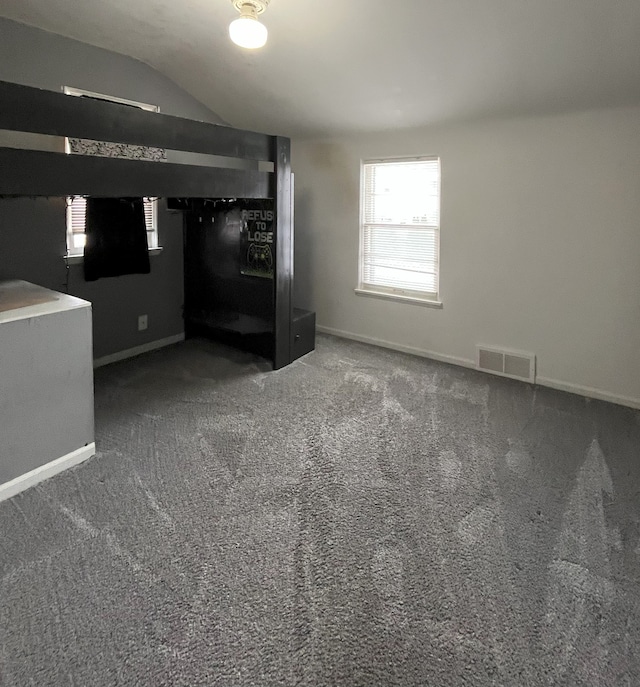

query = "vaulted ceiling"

[1,0,640,137]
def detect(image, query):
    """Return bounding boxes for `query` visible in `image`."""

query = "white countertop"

[0,280,91,325]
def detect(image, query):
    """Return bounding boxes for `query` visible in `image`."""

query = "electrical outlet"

[138,314,148,331]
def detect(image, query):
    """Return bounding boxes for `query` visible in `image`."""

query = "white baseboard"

[316,325,476,370]
[316,325,640,411]
[94,333,185,368]
[536,376,640,411]
[0,443,96,503]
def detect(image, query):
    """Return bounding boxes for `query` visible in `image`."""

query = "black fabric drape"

[83,197,151,281]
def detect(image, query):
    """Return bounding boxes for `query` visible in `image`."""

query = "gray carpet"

[1,334,640,686]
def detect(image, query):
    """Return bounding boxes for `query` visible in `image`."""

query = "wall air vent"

[477,345,536,383]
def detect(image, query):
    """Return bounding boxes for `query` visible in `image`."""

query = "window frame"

[62,86,160,113]
[62,86,161,261]
[357,156,442,308]
[65,195,160,260]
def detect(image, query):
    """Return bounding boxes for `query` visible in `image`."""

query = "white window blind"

[66,196,158,256]
[360,158,440,301]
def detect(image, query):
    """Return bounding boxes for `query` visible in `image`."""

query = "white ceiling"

[1,0,640,137]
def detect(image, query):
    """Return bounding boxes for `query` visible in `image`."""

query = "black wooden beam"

[0,80,272,161]
[0,148,271,199]
[272,136,293,370]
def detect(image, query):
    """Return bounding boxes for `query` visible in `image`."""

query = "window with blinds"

[66,196,158,256]
[360,157,440,302]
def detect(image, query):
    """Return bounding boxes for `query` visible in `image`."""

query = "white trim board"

[94,333,185,368]
[535,376,640,411]
[0,443,95,503]
[316,325,475,369]
[316,325,640,411]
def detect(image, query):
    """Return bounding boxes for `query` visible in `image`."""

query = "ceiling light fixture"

[229,0,270,49]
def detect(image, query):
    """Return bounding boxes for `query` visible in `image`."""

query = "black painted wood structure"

[0,80,296,369]
[182,199,276,362]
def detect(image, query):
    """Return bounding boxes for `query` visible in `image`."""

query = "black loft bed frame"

[0,79,295,369]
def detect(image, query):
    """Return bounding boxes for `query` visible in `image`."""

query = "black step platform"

[292,308,316,361]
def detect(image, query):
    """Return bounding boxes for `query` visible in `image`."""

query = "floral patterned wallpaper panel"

[67,138,167,162]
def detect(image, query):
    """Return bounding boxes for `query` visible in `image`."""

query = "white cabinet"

[0,280,95,501]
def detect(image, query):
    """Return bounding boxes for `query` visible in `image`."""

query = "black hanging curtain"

[83,197,151,281]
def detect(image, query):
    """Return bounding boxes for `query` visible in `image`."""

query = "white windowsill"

[64,246,164,265]
[354,287,443,308]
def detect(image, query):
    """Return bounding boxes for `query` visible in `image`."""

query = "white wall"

[292,106,640,408]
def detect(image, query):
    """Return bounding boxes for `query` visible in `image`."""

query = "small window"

[65,196,158,257]
[62,86,159,113]
[359,157,441,304]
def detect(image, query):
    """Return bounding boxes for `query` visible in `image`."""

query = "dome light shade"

[229,0,270,49]
[229,15,268,49]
